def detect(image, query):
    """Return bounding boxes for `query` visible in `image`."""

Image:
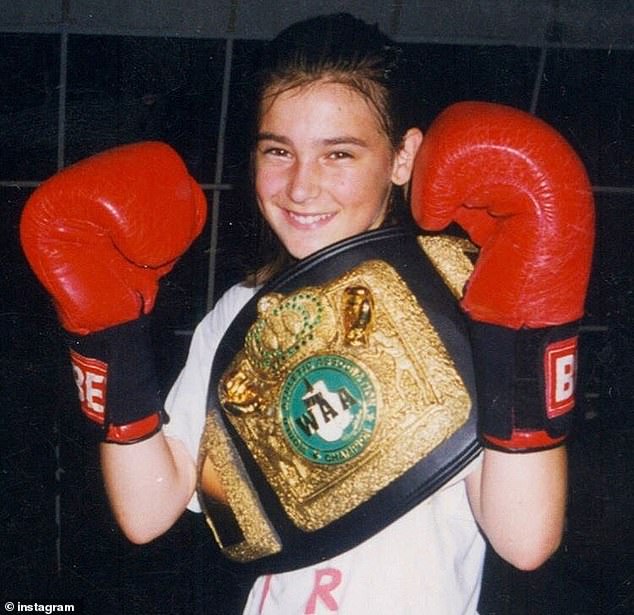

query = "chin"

[289,246,319,260]
[285,237,330,260]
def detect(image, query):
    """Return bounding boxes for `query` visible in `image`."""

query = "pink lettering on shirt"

[258,575,273,614]
[304,567,342,614]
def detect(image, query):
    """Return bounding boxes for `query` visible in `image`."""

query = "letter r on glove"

[70,350,107,424]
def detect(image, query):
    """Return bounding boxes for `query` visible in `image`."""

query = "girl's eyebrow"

[256,131,290,144]
[322,136,368,147]
[256,132,368,147]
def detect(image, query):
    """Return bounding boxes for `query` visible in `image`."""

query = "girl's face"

[254,80,422,259]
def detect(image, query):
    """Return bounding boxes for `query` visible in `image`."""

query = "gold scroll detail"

[418,235,477,299]
[213,259,471,534]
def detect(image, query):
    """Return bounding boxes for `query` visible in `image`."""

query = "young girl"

[95,13,566,614]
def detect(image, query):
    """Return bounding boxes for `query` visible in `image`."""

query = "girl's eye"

[328,151,352,160]
[265,147,290,157]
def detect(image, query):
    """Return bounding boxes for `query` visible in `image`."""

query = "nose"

[287,158,320,204]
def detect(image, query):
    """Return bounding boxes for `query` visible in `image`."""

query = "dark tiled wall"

[1,26,632,615]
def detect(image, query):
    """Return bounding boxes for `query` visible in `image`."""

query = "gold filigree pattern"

[342,285,374,346]
[418,235,477,299]
[198,410,282,561]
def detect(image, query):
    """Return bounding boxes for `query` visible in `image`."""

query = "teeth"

[288,211,332,225]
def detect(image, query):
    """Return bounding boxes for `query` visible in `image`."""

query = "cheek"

[255,165,285,201]
[326,171,361,203]
[254,170,270,203]
[255,176,285,231]
[344,170,392,214]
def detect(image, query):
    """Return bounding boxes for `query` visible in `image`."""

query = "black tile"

[537,48,634,187]
[216,46,265,293]
[222,39,265,184]
[212,187,260,303]
[401,43,542,128]
[214,40,266,305]
[582,192,634,407]
[65,35,226,183]
[585,192,634,321]
[1,186,65,601]
[0,33,60,181]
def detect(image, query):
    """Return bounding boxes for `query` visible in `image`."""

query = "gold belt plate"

[216,259,471,531]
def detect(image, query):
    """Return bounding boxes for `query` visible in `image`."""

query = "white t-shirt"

[164,282,486,614]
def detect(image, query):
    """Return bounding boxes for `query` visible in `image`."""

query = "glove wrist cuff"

[469,320,579,452]
[68,316,168,444]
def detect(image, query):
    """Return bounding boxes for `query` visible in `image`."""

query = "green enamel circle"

[280,354,377,465]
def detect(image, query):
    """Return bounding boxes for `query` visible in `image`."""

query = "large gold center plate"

[218,259,470,531]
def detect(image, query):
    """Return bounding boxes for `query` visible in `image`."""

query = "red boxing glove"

[411,102,595,452]
[21,142,207,443]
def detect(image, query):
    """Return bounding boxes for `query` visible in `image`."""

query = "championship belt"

[198,226,481,572]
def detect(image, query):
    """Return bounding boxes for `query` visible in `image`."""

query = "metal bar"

[57,31,68,170]
[206,38,234,310]
[530,46,547,115]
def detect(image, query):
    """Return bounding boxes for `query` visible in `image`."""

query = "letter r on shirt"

[304,567,342,613]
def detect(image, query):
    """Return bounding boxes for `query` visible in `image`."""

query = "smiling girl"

[95,13,567,614]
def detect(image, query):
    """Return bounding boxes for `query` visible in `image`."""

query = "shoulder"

[212,281,259,319]
[179,282,258,373]
[195,282,259,342]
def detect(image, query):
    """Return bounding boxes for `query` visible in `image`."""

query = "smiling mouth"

[287,211,335,226]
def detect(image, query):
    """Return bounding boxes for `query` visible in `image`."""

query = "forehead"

[258,80,387,139]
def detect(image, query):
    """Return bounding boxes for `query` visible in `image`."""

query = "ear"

[391,128,423,186]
